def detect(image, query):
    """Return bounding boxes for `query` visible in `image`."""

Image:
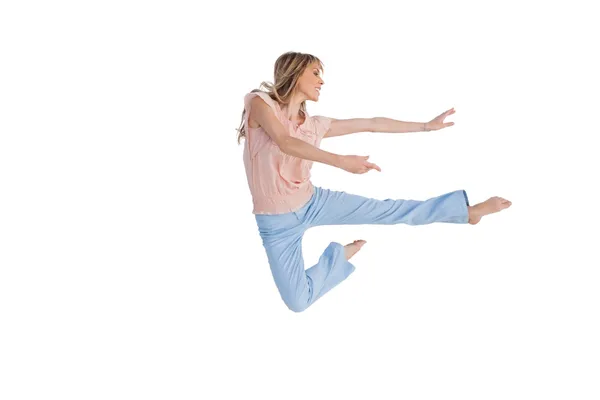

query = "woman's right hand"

[338,155,382,174]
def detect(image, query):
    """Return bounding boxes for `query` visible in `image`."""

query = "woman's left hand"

[426,108,455,131]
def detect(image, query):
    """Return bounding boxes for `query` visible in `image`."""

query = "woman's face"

[296,61,324,102]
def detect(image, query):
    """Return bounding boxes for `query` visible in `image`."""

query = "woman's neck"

[281,95,305,125]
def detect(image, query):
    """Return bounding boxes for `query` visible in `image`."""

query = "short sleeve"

[244,91,280,119]
[312,115,333,139]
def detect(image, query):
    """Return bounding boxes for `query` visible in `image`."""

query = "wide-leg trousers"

[254,186,470,312]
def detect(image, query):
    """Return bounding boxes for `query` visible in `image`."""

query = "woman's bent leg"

[256,210,355,312]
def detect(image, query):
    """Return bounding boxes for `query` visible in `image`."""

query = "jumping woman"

[237,51,512,313]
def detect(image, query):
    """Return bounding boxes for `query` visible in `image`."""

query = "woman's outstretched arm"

[323,108,456,138]
[250,96,381,174]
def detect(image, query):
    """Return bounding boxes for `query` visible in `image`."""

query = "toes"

[347,239,366,247]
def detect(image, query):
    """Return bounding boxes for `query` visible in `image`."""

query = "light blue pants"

[255,186,470,313]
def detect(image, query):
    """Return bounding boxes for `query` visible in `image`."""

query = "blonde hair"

[236,51,324,144]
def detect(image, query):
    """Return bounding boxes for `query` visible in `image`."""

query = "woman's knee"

[283,295,310,313]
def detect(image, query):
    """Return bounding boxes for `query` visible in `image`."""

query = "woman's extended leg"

[300,186,471,227]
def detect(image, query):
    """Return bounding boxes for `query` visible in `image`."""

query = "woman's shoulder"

[245,91,283,129]
[245,90,280,112]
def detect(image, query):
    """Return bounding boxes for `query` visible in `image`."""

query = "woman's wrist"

[331,153,346,169]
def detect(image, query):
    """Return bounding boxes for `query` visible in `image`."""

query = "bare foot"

[344,240,366,260]
[468,197,512,225]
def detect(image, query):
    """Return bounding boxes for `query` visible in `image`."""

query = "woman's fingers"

[348,155,381,174]
[369,162,381,172]
[363,161,381,172]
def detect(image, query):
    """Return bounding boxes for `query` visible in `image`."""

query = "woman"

[237,51,511,313]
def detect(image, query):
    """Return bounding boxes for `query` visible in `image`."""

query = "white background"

[1,1,599,399]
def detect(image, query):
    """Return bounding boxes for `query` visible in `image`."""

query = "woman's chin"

[305,93,319,102]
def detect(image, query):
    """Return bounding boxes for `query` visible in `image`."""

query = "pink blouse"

[242,91,332,214]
